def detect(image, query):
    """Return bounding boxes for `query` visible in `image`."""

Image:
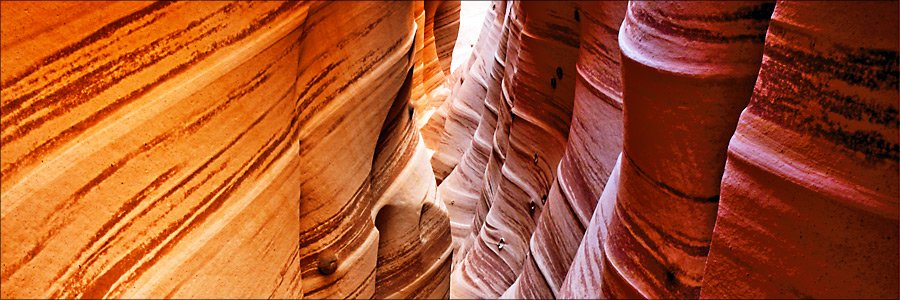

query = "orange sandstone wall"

[2,1,898,299]
[0,1,453,298]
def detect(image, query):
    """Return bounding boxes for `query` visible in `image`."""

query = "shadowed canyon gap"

[1,1,897,299]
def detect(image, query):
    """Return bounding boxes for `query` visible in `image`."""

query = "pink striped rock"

[449,1,581,298]
[601,1,775,298]
[439,0,512,256]
[431,0,508,182]
[457,0,523,263]
[702,1,899,298]
[558,155,622,299]
[503,2,626,298]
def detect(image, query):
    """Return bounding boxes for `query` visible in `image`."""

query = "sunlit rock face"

[1,1,453,298]
[2,1,897,299]
[449,1,583,298]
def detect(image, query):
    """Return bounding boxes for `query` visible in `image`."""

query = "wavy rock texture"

[3,1,898,299]
[557,154,622,299]
[1,2,312,298]
[600,2,776,298]
[430,0,507,183]
[702,1,899,298]
[1,1,452,298]
[449,2,582,298]
[440,1,895,299]
[293,2,452,298]
[437,0,510,254]
[503,2,626,298]
[417,0,463,150]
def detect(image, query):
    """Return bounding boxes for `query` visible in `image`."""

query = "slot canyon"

[0,1,897,299]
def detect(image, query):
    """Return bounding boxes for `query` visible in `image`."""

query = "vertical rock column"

[557,155,622,299]
[602,1,774,298]
[419,0,462,150]
[503,2,627,298]
[449,1,581,298]
[431,0,508,182]
[410,2,428,122]
[294,2,418,298]
[702,1,899,298]
[432,0,461,77]
[438,0,510,254]
[370,66,451,299]
[459,0,523,263]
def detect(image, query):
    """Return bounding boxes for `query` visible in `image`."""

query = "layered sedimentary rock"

[702,1,899,298]
[437,0,510,253]
[294,2,451,298]
[1,2,312,298]
[443,0,895,299]
[503,2,626,298]
[417,0,464,149]
[465,0,522,263]
[557,154,622,299]
[449,2,582,298]
[1,1,453,298]
[430,0,507,182]
[4,0,899,299]
[599,2,776,298]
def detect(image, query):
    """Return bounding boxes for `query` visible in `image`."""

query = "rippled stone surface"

[449,2,582,298]
[504,2,626,298]
[1,1,452,298]
[2,1,897,299]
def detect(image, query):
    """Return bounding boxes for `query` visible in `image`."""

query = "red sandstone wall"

[2,1,897,299]
[437,0,897,299]
[702,1,899,298]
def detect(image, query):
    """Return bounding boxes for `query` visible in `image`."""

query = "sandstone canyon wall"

[1,1,457,298]
[439,0,897,299]
[1,1,897,299]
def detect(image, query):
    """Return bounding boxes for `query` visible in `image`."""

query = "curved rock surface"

[702,1,899,298]
[417,0,463,151]
[440,0,896,299]
[1,1,452,298]
[449,2,582,298]
[504,2,626,298]
[601,2,775,298]
[2,2,313,298]
[2,1,897,299]
[437,0,510,256]
[430,0,507,183]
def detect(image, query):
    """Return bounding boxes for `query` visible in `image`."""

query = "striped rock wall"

[430,0,506,183]
[3,0,898,299]
[417,0,463,151]
[1,1,454,298]
[449,1,582,298]
[702,1,899,298]
[600,1,775,298]
[437,0,509,256]
[436,0,897,299]
[503,2,626,298]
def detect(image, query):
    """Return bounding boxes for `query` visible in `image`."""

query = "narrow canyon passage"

[0,1,897,299]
